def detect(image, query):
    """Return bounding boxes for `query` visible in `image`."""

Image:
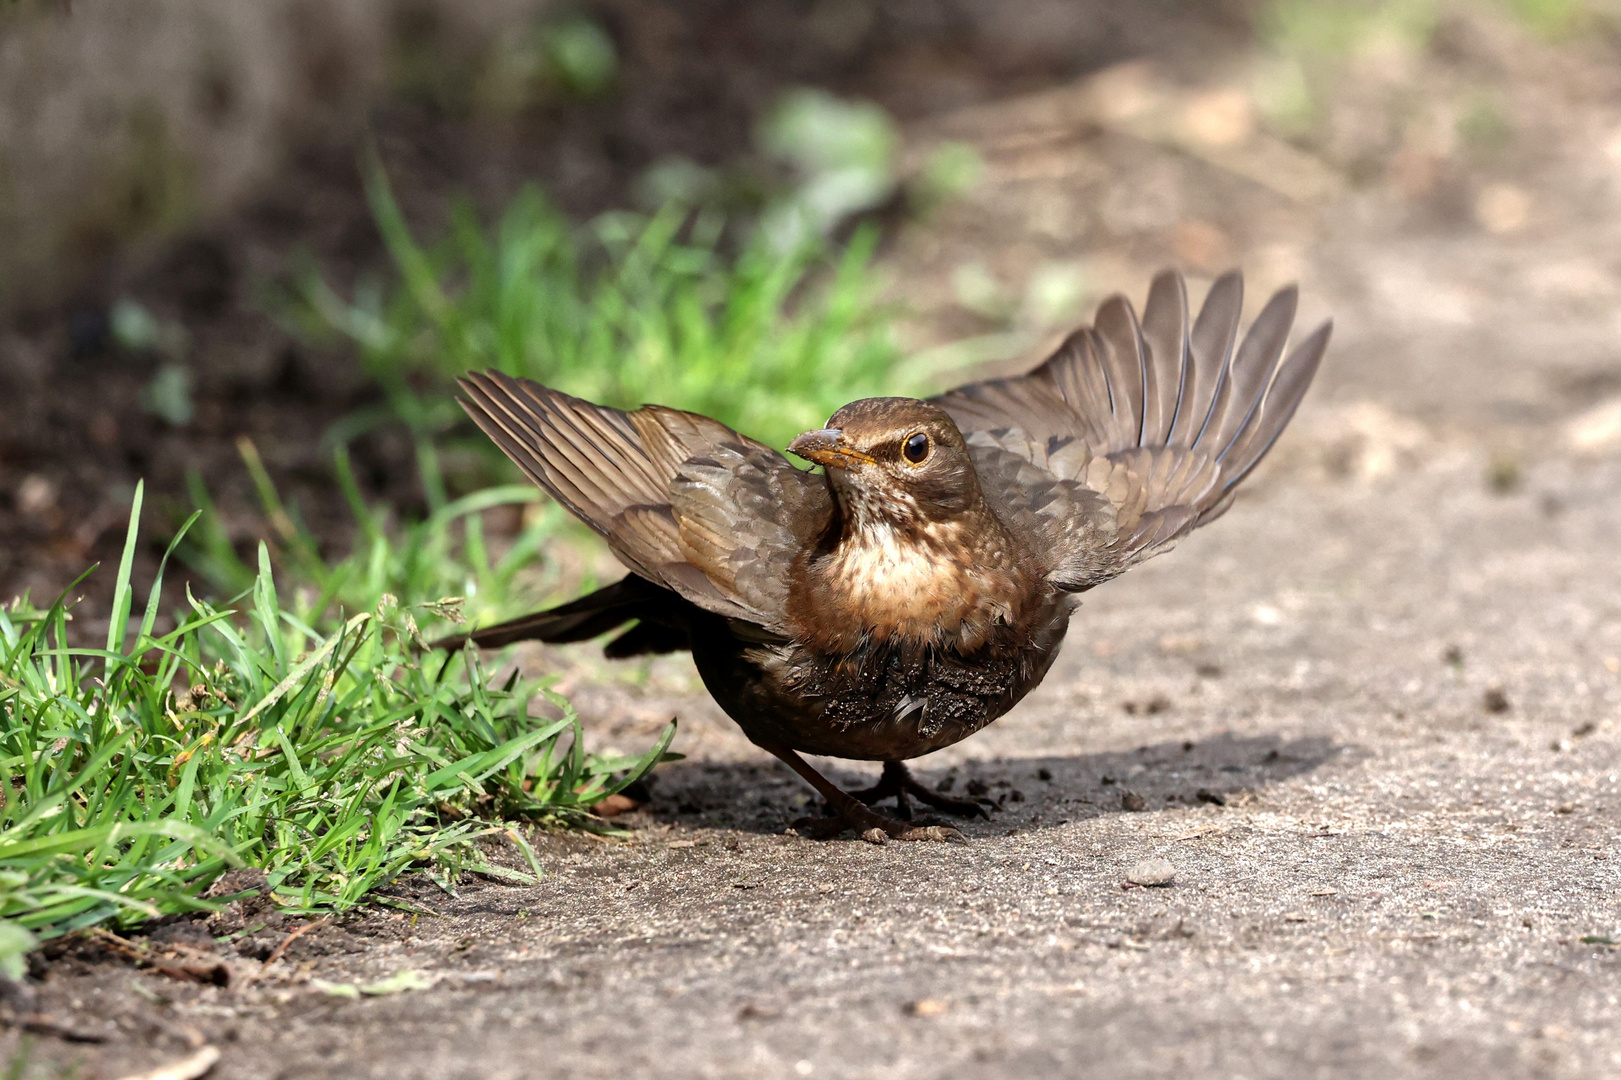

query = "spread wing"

[933,269,1331,591]
[458,371,830,633]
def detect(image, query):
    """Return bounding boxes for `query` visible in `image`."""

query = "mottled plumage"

[439,269,1331,840]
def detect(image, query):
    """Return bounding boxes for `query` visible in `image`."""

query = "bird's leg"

[892,785,913,821]
[889,761,992,820]
[845,761,904,811]
[846,762,929,820]
[843,770,899,805]
[848,761,986,819]
[766,747,961,842]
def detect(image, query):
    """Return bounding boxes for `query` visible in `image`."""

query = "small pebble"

[1126,858,1176,887]
[1121,791,1147,812]
[1195,788,1226,806]
[1482,686,1511,714]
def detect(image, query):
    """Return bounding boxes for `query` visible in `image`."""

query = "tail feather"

[431,576,672,652]
[602,619,690,658]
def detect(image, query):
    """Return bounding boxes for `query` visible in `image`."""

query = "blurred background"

[4,0,1621,631]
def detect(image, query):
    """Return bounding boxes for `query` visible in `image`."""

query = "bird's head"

[788,397,980,530]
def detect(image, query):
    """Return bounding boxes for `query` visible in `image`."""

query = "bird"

[436,269,1331,841]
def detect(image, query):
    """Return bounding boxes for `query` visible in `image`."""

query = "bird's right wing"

[459,372,830,633]
[932,270,1330,591]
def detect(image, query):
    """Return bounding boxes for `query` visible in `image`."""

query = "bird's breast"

[831,521,964,616]
[788,517,1038,653]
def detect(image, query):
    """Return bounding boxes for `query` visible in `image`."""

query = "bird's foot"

[847,771,913,819]
[850,761,990,820]
[768,745,966,843]
[791,799,963,843]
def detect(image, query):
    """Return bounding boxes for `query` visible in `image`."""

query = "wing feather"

[1174,269,1244,447]
[458,371,828,630]
[1093,296,1147,449]
[935,269,1329,591]
[1138,270,1190,447]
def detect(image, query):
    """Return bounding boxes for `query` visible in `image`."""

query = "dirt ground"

[5,4,1621,1079]
[11,380,1621,1079]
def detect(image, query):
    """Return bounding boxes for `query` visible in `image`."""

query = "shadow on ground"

[634,732,1346,838]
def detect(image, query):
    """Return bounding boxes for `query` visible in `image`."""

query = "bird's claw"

[790,810,965,844]
[860,823,965,843]
[893,824,966,843]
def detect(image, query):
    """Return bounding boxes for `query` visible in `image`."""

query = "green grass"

[182,436,574,636]
[288,155,915,459]
[0,483,672,974]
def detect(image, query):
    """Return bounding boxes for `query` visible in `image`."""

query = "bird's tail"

[430,576,689,657]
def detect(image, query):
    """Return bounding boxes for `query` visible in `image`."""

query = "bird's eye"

[902,431,931,464]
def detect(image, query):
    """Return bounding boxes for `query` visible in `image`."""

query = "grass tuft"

[0,483,672,967]
[184,438,573,636]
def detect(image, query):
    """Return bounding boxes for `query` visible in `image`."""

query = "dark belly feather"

[688,594,1075,761]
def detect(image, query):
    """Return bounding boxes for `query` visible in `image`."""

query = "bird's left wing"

[459,372,829,633]
[932,270,1330,591]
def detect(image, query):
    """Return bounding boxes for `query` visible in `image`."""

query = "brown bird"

[439,270,1330,841]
